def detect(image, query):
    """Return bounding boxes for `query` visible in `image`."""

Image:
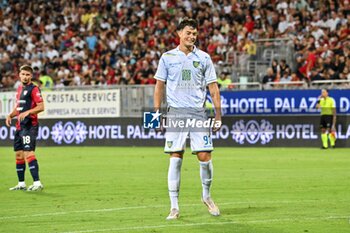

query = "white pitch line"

[61,216,350,233]
[62,222,239,233]
[0,199,338,221]
[0,205,158,220]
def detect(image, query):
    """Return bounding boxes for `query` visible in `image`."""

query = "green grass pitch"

[0,147,349,233]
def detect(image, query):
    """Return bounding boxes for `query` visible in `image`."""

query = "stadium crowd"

[0,0,349,90]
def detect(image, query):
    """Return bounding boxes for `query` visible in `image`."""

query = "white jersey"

[155,46,217,109]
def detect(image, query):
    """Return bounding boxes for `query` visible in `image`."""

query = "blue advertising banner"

[218,89,350,115]
[1,116,349,147]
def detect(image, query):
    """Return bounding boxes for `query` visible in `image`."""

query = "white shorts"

[163,107,214,154]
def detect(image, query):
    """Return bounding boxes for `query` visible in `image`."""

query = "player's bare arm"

[208,82,221,132]
[6,106,18,127]
[154,80,165,111]
[18,102,44,122]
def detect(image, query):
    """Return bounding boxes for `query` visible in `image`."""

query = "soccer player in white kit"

[153,18,222,220]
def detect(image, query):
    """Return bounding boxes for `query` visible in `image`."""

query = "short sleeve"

[154,55,167,81]
[31,86,43,103]
[204,56,217,85]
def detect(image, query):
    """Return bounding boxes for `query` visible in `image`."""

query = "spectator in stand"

[242,37,257,60]
[271,59,280,78]
[262,68,276,90]
[328,68,340,80]
[217,72,232,90]
[279,59,290,77]
[298,46,317,81]
[280,68,292,83]
[310,69,324,82]
[338,67,350,88]
[137,60,155,84]
[290,72,300,83]
[212,29,225,44]
[39,70,54,90]
[244,15,255,34]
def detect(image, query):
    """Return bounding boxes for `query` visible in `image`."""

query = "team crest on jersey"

[23,90,28,96]
[167,141,173,148]
[193,61,200,68]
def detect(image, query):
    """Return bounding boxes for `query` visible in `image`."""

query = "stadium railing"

[264,81,308,90]
[310,80,350,89]
[227,38,295,83]
[220,82,262,91]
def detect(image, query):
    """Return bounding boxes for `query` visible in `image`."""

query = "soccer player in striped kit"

[6,65,45,191]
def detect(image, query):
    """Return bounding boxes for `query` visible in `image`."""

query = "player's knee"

[15,151,24,160]
[25,152,36,163]
[197,152,211,162]
[170,153,183,159]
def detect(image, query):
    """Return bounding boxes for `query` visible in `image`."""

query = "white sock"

[33,180,42,186]
[18,181,26,187]
[199,160,213,199]
[168,157,182,210]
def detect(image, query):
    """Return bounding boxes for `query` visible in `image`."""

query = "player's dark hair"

[177,18,198,31]
[20,65,33,74]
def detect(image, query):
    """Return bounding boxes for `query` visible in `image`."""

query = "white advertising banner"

[0,89,121,119]
[41,89,121,118]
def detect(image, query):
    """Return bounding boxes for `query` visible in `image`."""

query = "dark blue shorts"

[14,126,38,152]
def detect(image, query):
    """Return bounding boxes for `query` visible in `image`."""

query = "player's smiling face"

[178,26,197,48]
[19,70,32,85]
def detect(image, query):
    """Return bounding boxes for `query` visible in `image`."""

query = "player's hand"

[155,116,166,133]
[5,115,12,127]
[18,111,30,122]
[212,116,222,132]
